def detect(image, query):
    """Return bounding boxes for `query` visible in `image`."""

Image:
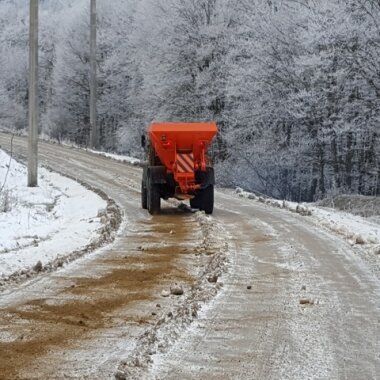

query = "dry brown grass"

[318,194,380,218]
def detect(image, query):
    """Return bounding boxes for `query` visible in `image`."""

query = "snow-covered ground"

[87,149,141,165]
[0,149,107,280]
[311,206,380,246]
[233,187,380,253]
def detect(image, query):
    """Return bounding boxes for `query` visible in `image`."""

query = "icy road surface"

[0,133,379,380]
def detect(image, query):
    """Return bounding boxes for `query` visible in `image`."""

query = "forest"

[0,0,379,201]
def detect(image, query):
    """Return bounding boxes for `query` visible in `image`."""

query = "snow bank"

[234,187,311,215]
[233,187,380,252]
[311,207,380,247]
[0,149,108,282]
[87,149,141,166]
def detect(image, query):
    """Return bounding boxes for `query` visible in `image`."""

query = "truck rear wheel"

[190,185,214,214]
[202,185,214,214]
[147,182,160,215]
[190,195,201,210]
[141,181,147,209]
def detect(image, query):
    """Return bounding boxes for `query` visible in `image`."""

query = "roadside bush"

[0,188,14,213]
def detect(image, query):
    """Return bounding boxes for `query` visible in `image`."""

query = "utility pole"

[89,0,98,148]
[28,0,38,187]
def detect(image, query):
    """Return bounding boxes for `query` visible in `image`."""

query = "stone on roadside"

[355,234,365,245]
[161,289,170,297]
[33,260,43,273]
[207,274,218,283]
[114,370,127,380]
[170,283,184,296]
[300,298,313,305]
[296,204,310,216]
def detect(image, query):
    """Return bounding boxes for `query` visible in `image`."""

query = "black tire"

[202,185,214,214]
[147,180,160,215]
[190,195,201,209]
[190,185,214,214]
[141,181,147,209]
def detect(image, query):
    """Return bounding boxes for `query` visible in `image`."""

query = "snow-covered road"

[0,133,379,380]
[152,191,380,379]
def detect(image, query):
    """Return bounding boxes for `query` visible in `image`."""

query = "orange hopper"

[142,122,218,215]
[148,122,217,193]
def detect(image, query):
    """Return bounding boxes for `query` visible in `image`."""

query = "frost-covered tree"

[96,0,138,151]
[0,0,378,199]
[130,0,234,155]
[220,1,307,198]
[0,3,28,130]
[44,1,91,144]
[221,0,379,200]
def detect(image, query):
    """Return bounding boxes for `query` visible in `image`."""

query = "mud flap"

[195,167,215,189]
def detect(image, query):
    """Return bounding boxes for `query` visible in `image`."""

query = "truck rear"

[141,122,218,215]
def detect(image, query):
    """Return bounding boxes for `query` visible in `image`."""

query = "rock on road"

[0,134,379,380]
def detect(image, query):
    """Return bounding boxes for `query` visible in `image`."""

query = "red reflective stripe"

[176,153,194,173]
[181,153,193,169]
[177,159,192,172]
[179,154,193,171]
[176,159,189,172]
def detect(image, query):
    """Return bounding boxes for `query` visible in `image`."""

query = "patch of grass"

[318,195,380,218]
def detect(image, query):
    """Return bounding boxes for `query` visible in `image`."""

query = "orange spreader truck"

[141,122,218,215]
